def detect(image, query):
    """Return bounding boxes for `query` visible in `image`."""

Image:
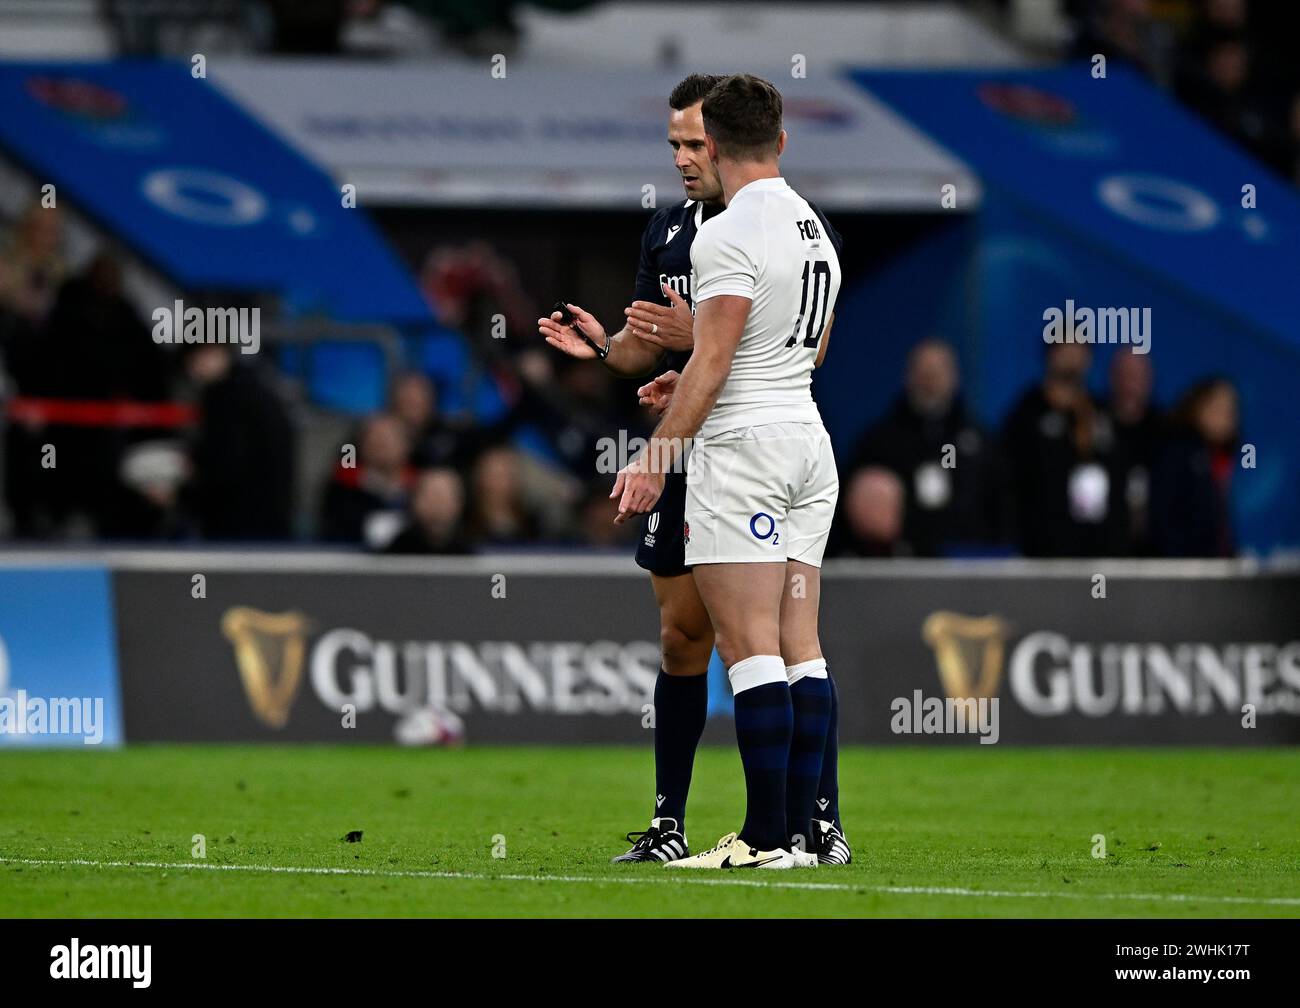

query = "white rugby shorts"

[684,421,839,568]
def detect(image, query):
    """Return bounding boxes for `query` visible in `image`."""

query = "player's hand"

[637,370,678,417]
[624,284,693,352]
[538,302,604,359]
[610,455,665,524]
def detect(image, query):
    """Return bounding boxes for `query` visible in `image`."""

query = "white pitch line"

[3,857,1298,908]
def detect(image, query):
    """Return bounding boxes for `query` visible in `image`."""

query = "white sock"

[727,654,788,695]
[786,657,828,686]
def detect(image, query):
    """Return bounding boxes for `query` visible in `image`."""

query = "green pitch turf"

[1,745,1297,918]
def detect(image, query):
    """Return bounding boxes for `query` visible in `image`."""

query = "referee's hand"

[624,284,693,352]
[538,302,604,359]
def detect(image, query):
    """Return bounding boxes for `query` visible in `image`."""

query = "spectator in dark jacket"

[391,370,480,473]
[184,345,295,540]
[1002,342,1130,557]
[1150,377,1239,557]
[320,413,412,547]
[385,467,474,555]
[1105,348,1163,555]
[9,251,175,537]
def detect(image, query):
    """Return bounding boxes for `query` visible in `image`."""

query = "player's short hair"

[701,73,783,160]
[669,73,726,111]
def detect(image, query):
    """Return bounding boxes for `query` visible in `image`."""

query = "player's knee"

[779,630,822,668]
[712,631,780,672]
[660,620,712,675]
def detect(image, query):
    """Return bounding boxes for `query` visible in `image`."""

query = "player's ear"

[705,134,718,163]
[776,130,787,157]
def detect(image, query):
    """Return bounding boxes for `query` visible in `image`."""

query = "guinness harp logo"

[921,611,1010,700]
[220,607,311,728]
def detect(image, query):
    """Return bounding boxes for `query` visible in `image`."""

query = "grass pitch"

[1,745,1297,918]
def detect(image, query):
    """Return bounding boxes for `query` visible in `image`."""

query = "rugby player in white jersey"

[611,74,843,869]
[540,75,849,866]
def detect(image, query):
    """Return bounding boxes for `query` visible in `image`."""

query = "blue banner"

[0,61,429,324]
[852,64,1300,352]
[0,569,122,747]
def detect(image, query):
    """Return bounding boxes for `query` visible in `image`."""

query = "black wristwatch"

[576,322,612,360]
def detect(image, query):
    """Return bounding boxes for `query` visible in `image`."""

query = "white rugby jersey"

[689,176,841,439]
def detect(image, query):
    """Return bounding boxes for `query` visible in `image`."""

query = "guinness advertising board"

[113,559,1300,745]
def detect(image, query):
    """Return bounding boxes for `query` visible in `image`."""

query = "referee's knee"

[660,621,712,676]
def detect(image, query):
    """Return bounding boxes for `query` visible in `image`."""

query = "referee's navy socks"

[729,655,792,852]
[652,668,709,831]
[819,669,842,831]
[785,659,831,849]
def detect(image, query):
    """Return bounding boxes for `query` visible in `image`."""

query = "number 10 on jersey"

[787,259,832,349]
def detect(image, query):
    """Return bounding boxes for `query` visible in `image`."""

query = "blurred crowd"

[1064,0,1300,182]
[0,204,640,554]
[315,369,634,556]
[0,204,182,539]
[828,339,1241,559]
[0,3,1274,559]
[0,201,1243,559]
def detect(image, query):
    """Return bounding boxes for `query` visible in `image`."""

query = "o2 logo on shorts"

[749,512,779,545]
